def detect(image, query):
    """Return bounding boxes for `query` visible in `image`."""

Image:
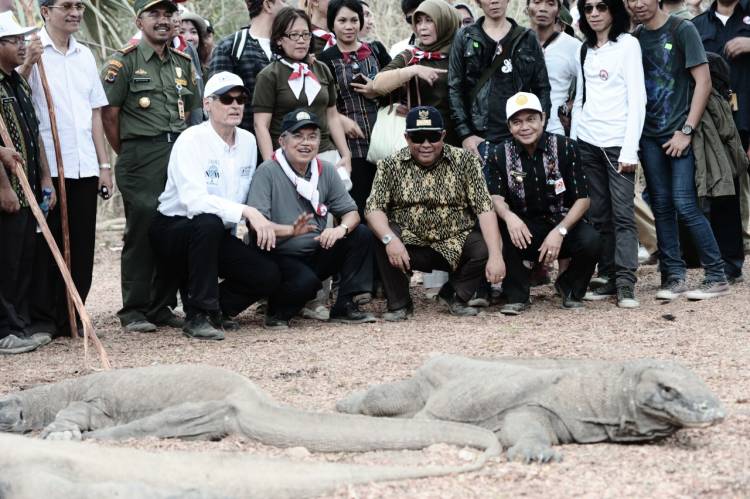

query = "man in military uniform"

[101,0,200,333]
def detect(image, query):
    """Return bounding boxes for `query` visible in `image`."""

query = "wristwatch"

[340,223,350,236]
[381,233,394,245]
[99,163,112,170]
[681,123,694,136]
[557,226,568,237]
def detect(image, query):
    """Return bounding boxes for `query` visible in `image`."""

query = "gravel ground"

[2,230,749,498]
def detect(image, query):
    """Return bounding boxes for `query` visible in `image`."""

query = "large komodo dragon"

[337,355,726,463]
[0,365,499,476]
[0,432,479,498]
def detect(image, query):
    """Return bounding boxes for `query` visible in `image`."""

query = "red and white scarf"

[273,148,328,217]
[406,48,446,66]
[279,59,322,104]
[312,28,336,49]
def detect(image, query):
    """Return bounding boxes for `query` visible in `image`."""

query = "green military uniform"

[101,6,199,327]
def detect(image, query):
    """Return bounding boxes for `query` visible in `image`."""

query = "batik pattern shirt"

[366,144,493,268]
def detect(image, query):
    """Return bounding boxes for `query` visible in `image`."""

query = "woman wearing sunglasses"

[371,0,462,147]
[253,7,352,174]
[318,0,391,217]
[570,0,646,308]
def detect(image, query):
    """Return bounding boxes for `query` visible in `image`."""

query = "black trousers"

[501,217,600,304]
[0,208,36,338]
[350,158,377,219]
[149,213,282,318]
[374,225,489,311]
[268,224,375,320]
[30,176,98,336]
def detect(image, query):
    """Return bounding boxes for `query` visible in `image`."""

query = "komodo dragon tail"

[233,400,501,476]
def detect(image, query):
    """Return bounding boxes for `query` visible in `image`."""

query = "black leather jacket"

[448,18,551,142]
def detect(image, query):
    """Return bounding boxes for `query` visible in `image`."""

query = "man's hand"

[340,115,365,140]
[315,225,346,249]
[98,169,113,196]
[385,237,410,272]
[485,253,506,284]
[724,37,750,59]
[662,131,691,158]
[538,229,563,264]
[0,147,21,171]
[462,135,484,157]
[19,34,42,76]
[617,162,636,173]
[505,212,533,249]
[245,210,276,251]
[412,65,447,86]
[291,213,316,236]
[41,176,57,210]
[0,185,19,213]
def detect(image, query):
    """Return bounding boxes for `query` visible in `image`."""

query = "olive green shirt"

[101,42,200,140]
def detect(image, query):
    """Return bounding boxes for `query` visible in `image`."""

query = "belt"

[126,132,181,143]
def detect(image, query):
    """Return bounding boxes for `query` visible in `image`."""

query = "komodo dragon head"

[0,396,24,432]
[633,362,726,429]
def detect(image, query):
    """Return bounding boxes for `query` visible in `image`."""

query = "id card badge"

[554,178,566,195]
[177,98,185,121]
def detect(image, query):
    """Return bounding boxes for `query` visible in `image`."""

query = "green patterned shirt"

[366,144,493,269]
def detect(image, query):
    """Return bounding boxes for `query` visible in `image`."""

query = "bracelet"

[99,163,112,170]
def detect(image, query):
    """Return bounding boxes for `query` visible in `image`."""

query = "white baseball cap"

[204,71,246,97]
[506,92,543,121]
[0,12,37,39]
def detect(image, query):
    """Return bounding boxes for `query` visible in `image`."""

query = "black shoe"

[383,302,414,321]
[438,294,479,317]
[555,281,584,309]
[500,302,530,316]
[264,315,290,330]
[149,310,185,329]
[209,311,240,332]
[583,280,616,301]
[0,334,40,354]
[330,301,377,324]
[122,319,157,333]
[182,314,224,341]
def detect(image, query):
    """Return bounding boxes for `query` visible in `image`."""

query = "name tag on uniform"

[554,178,566,195]
[133,77,151,83]
[240,166,252,177]
[205,163,220,186]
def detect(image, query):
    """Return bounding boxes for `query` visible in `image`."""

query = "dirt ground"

[2,229,749,498]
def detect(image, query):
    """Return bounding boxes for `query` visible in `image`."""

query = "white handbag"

[366,77,421,163]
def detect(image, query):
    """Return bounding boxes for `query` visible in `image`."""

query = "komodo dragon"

[0,432,476,499]
[0,364,498,467]
[337,355,726,463]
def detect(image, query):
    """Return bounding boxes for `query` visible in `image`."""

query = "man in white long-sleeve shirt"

[570,0,646,308]
[151,72,313,340]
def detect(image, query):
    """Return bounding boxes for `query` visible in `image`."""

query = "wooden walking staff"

[0,114,111,370]
[36,59,78,339]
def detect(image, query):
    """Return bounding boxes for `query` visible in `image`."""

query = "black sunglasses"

[217,93,248,105]
[407,130,443,144]
[583,2,609,14]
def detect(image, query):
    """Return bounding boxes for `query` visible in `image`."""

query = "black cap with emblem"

[281,109,321,134]
[405,106,444,133]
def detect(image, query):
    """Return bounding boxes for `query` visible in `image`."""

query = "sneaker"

[0,334,40,354]
[616,287,640,309]
[209,311,239,332]
[264,315,290,330]
[352,292,372,305]
[655,279,688,301]
[467,289,490,308]
[685,280,730,301]
[383,303,414,322]
[182,314,224,341]
[30,332,53,346]
[589,276,610,289]
[583,281,616,301]
[438,295,479,317]
[500,302,530,316]
[150,311,185,329]
[301,304,329,321]
[329,302,377,324]
[728,274,744,285]
[122,320,157,333]
[555,281,584,309]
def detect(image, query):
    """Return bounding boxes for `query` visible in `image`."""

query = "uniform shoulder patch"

[117,43,137,55]
[170,47,192,61]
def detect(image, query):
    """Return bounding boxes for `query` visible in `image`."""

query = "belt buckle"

[166,132,175,143]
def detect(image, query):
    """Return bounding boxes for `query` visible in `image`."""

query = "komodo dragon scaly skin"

[337,355,726,463]
[0,433,480,499]
[0,364,499,466]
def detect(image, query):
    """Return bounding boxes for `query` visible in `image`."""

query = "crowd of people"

[0,0,748,353]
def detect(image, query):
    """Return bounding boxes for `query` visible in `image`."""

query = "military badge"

[138,97,151,108]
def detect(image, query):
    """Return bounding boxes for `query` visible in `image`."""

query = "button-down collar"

[39,27,80,56]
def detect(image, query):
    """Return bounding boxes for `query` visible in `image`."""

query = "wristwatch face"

[381,234,392,245]
[681,124,693,135]
[558,227,568,236]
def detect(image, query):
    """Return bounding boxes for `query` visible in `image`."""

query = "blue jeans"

[640,137,725,283]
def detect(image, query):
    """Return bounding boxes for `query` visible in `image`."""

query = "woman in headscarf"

[371,0,462,146]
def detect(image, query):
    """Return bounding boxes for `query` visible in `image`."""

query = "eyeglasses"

[284,31,312,42]
[407,130,443,144]
[142,10,174,20]
[0,36,26,46]
[48,2,86,12]
[288,131,320,143]
[583,2,609,14]
[215,94,248,105]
